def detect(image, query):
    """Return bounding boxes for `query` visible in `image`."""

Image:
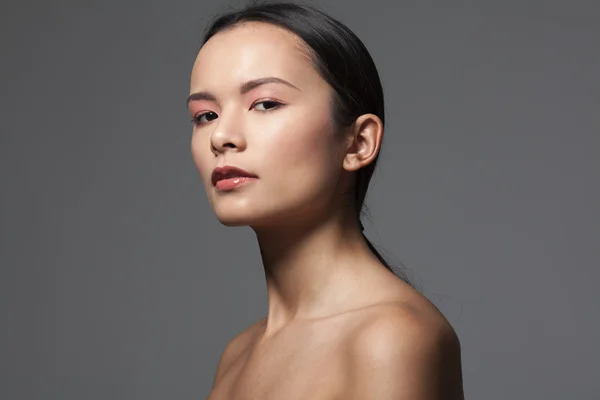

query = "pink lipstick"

[211,166,258,191]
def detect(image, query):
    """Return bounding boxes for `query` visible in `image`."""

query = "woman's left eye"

[251,100,282,111]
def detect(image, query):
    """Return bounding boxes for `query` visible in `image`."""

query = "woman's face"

[189,22,349,228]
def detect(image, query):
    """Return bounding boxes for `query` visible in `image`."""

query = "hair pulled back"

[201,1,410,283]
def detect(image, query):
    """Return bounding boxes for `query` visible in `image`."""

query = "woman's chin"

[214,212,259,227]
[214,209,282,231]
[217,219,250,227]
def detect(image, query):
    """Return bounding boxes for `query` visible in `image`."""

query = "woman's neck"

[254,216,376,337]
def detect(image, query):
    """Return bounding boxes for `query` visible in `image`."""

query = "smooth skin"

[189,22,464,400]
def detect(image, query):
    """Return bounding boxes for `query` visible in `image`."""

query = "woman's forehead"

[191,22,319,90]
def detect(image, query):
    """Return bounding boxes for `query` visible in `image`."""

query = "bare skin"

[208,282,463,399]
[189,22,464,399]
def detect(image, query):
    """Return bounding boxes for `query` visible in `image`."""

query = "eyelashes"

[191,111,218,126]
[251,100,281,112]
[190,100,284,126]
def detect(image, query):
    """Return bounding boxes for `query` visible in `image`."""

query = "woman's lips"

[215,176,258,191]
[211,165,258,191]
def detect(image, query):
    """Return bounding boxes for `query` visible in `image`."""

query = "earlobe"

[343,113,383,172]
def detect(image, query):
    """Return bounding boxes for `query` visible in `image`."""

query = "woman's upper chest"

[210,320,355,400]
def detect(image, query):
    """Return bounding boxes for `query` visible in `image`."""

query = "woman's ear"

[343,113,383,172]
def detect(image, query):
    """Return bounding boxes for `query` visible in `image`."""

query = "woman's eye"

[251,100,282,111]
[191,111,218,126]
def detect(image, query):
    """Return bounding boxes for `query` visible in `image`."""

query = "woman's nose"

[210,118,246,155]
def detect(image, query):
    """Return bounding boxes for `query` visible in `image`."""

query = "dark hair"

[200,1,411,284]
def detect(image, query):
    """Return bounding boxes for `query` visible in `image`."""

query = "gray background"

[1,0,599,399]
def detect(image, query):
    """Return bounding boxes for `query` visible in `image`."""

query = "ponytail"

[359,218,412,285]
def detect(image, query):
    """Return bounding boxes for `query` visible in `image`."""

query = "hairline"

[202,19,350,131]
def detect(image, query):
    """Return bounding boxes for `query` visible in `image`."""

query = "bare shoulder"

[346,300,464,399]
[210,317,266,386]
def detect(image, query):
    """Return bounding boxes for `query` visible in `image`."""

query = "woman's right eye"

[191,111,219,126]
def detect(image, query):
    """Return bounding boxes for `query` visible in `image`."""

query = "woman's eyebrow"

[239,76,301,94]
[186,91,217,105]
[187,76,301,106]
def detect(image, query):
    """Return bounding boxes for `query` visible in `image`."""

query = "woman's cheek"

[268,114,331,159]
[190,135,213,184]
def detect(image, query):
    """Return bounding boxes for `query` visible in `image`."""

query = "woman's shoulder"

[223,316,266,355]
[350,282,461,367]
[342,297,464,398]
[345,267,455,336]
[211,317,267,385]
[350,297,459,354]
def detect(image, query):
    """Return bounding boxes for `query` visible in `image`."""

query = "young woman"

[188,2,464,399]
